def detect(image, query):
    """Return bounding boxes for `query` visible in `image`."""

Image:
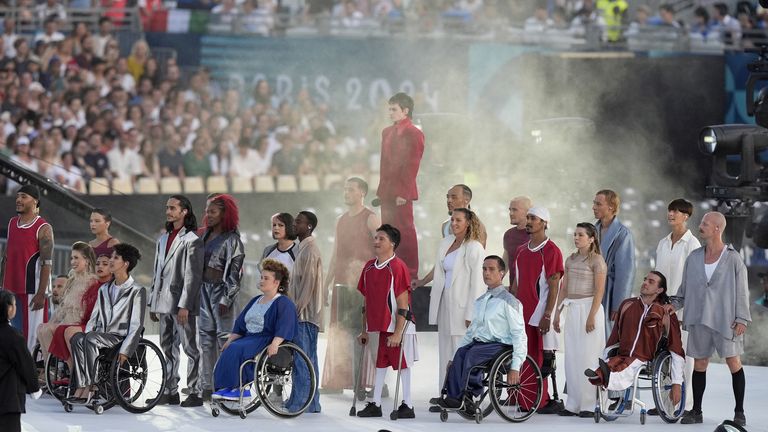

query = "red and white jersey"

[3,215,49,295]
[514,238,564,327]
[357,254,415,334]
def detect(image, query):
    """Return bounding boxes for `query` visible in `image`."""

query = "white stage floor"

[23,333,767,432]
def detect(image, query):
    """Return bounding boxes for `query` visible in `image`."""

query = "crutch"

[389,308,414,421]
[349,306,366,416]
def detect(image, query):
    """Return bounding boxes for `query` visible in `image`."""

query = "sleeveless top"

[92,237,114,258]
[3,215,49,295]
[333,207,376,285]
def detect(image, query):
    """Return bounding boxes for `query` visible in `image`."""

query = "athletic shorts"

[686,324,743,359]
[375,332,418,370]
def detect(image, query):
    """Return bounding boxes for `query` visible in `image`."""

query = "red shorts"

[376,332,409,370]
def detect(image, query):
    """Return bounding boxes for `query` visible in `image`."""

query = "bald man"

[670,212,751,426]
[502,197,531,283]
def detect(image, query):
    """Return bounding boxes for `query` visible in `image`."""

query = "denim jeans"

[286,322,321,413]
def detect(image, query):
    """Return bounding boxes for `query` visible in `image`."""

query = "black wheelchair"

[210,342,316,419]
[594,339,686,425]
[46,338,167,414]
[436,346,544,423]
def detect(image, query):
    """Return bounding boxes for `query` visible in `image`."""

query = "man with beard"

[198,194,245,401]
[1,185,53,351]
[148,195,204,407]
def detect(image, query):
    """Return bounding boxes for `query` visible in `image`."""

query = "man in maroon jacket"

[376,93,425,279]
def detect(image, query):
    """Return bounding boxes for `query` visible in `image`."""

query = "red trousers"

[380,199,419,279]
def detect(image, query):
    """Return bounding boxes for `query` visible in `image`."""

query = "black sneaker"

[429,406,442,413]
[151,392,180,405]
[397,401,415,419]
[357,402,382,417]
[734,411,746,426]
[558,409,577,416]
[538,399,564,415]
[680,410,703,424]
[438,397,462,409]
[429,397,443,405]
[647,408,659,415]
[180,394,203,407]
[579,411,594,418]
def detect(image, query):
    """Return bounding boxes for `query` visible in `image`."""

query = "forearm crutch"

[390,308,414,421]
[349,306,366,416]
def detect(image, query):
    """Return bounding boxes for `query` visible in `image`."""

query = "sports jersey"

[3,215,49,295]
[357,254,415,334]
[514,238,564,326]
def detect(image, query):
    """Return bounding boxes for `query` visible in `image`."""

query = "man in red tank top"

[376,93,424,281]
[1,185,54,351]
[321,177,380,393]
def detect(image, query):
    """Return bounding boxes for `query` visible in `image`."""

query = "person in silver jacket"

[148,195,204,407]
[69,243,146,402]
[198,194,245,398]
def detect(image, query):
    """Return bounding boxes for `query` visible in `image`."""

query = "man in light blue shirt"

[430,255,527,409]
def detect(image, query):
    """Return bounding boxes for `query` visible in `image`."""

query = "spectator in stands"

[337,0,365,28]
[712,2,742,45]
[212,0,239,24]
[158,134,186,178]
[183,135,213,178]
[570,1,606,37]
[524,2,553,32]
[738,11,764,48]
[126,40,150,83]
[107,134,143,183]
[7,137,38,195]
[271,132,303,176]
[2,18,18,59]
[140,138,160,180]
[48,151,84,191]
[625,5,650,37]
[92,17,116,60]
[34,16,66,45]
[231,136,266,179]
[36,0,67,22]
[83,135,111,179]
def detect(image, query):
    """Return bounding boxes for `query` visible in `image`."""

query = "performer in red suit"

[376,93,425,279]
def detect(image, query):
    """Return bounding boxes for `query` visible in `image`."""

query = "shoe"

[680,410,703,424]
[538,399,564,415]
[151,392,180,405]
[211,389,229,400]
[734,411,746,426]
[608,399,620,410]
[598,359,611,386]
[202,389,212,402]
[579,411,594,418]
[356,402,382,417]
[558,409,577,416]
[429,405,442,413]
[647,408,659,415]
[438,397,462,409]
[180,394,203,407]
[397,401,415,419]
[429,396,443,405]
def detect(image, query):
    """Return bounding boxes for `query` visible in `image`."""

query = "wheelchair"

[210,342,316,419]
[594,340,686,425]
[51,338,167,415]
[437,346,544,424]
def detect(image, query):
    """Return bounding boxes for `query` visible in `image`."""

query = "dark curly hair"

[261,258,290,294]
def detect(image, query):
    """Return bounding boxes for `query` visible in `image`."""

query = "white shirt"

[107,147,143,179]
[704,247,728,282]
[230,148,270,177]
[655,229,701,295]
[442,249,458,292]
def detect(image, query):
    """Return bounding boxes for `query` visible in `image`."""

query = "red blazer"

[376,117,425,201]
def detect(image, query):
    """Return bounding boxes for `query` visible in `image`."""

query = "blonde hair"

[452,208,482,243]
[597,189,620,215]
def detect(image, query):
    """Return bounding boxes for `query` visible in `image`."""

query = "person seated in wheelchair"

[68,243,147,403]
[430,255,527,410]
[211,258,298,401]
[585,271,684,404]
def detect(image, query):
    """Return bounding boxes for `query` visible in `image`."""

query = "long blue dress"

[213,294,298,390]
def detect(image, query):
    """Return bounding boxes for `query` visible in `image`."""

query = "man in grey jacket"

[670,212,751,426]
[69,243,146,402]
[149,195,204,407]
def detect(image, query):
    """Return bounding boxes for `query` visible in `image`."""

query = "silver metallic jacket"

[203,230,245,308]
[85,276,147,356]
[149,227,204,314]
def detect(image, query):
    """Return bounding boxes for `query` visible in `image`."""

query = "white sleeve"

[670,352,685,385]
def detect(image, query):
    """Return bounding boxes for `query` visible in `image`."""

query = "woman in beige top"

[553,222,607,417]
[36,242,97,357]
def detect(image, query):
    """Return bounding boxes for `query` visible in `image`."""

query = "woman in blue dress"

[212,258,298,399]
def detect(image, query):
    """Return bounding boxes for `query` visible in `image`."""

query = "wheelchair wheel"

[488,353,543,423]
[651,351,685,424]
[44,353,69,402]
[254,342,316,418]
[110,339,167,413]
[455,368,496,421]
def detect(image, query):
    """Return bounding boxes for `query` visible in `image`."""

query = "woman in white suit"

[427,208,486,389]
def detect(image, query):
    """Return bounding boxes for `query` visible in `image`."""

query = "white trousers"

[563,297,605,412]
[437,305,463,391]
[681,329,694,411]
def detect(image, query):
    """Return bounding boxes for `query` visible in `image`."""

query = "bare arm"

[31,224,54,310]
[510,277,518,296]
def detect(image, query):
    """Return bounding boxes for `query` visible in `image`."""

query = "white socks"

[401,367,412,407]
[373,368,387,406]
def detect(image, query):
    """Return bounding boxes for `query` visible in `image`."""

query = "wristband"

[42,260,53,266]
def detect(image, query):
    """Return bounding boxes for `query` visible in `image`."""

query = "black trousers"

[0,412,21,432]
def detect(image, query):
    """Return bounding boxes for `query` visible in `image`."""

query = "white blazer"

[428,235,486,336]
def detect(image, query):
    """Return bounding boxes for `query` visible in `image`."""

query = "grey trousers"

[71,332,122,388]
[159,312,201,396]
[199,281,235,392]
